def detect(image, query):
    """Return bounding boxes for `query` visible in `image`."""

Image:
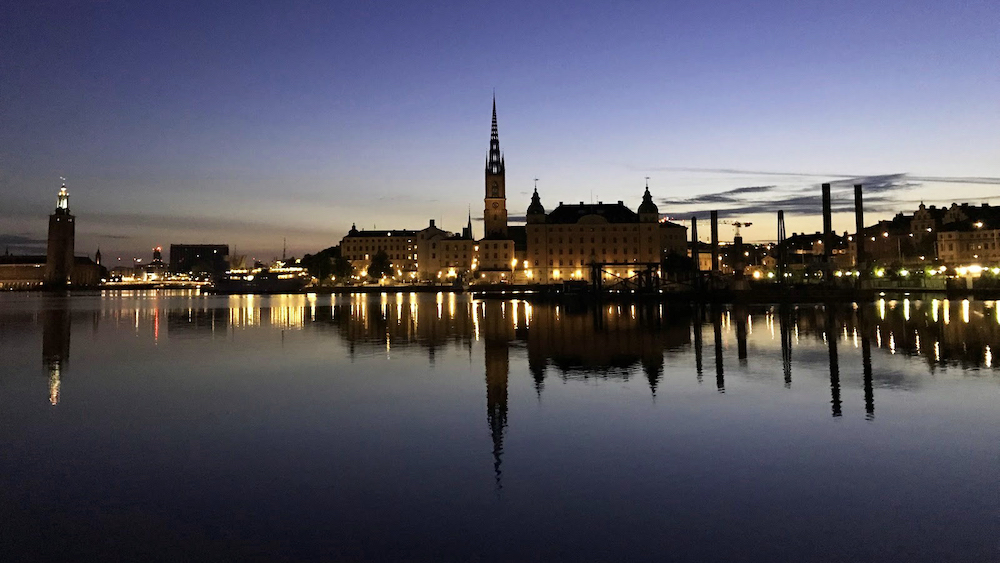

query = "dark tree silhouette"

[368,249,392,280]
[332,255,354,280]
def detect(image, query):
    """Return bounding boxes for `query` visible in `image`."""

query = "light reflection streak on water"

[963,299,971,324]
[472,300,481,341]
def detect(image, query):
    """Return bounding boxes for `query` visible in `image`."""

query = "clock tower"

[483,96,507,238]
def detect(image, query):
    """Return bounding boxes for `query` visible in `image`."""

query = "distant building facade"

[169,244,229,276]
[523,187,688,283]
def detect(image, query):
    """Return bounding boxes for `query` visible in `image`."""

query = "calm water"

[2,291,999,561]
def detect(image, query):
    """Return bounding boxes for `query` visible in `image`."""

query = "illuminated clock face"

[492,202,499,209]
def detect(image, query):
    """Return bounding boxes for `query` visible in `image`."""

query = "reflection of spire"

[483,301,509,492]
[42,303,71,406]
[484,337,508,492]
[530,364,545,398]
[643,359,663,397]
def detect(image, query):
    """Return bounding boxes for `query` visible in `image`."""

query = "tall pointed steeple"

[486,95,504,175]
[483,96,508,238]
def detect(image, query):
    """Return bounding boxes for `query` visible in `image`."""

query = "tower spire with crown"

[486,95,504,175]
[483,96,508,238]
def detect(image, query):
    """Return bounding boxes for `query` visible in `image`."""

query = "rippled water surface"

[2,291,999,561]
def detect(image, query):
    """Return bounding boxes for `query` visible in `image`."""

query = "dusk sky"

[2,0,998,262]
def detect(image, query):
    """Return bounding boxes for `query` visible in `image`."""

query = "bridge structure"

[588,262,663,293]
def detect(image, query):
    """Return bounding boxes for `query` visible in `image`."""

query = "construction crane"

[666,217,753,238]
[731,221,752,237]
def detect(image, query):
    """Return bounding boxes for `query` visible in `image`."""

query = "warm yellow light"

[753,271,762,279]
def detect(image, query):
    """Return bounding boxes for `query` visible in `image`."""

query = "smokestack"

[691,217,700,273]
[710,210,719,273]
[777,210,786,283]
[822,183,833,269]
[854,184,865,275]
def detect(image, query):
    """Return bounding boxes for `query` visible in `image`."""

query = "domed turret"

[526,188,545,224]
[638,185,658,223]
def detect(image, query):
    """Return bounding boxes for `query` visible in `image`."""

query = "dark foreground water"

[2,291,999,562]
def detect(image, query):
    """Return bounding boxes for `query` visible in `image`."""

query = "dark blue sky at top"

[2,0,998,260]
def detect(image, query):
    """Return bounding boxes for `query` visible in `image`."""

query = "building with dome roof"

[522,182,687,283]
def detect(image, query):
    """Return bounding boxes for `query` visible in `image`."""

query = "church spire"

[486,95,503,175]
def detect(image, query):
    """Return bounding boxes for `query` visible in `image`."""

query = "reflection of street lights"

[511,258,517,282]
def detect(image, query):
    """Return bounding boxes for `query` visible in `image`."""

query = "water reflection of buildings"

[37,292,1000,479]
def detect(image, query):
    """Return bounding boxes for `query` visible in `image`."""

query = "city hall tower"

[44,183,75,287]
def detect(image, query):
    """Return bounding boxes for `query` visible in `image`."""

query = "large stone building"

[522,186,687,283]
[0,183,102,289]
[340,218,476,281]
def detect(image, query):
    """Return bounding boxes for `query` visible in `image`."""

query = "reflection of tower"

[779,303,794,388]
[42,301,71,405]
[825,306,842,417]
[712,303,724,392]
[482,301,509,491]
[693,304,704,384]
[483,97,508,238]
[44,183,75,287]
[858,307,875,420]
[735,304,748,365]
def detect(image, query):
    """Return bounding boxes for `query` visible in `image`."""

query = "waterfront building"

[0,183,102,289]
[937,224,1000,265]
[169,244,229,277]
[340,226,418,278]
[340,218,476,281]
[934,204,1000,266]
[522,186,687,283]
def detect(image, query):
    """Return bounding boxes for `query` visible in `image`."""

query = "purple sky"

[2,0,998,262]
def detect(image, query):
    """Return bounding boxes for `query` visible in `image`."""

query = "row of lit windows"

[534,236,650,245]
[532,225,649,233]
[534,247,655,256]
